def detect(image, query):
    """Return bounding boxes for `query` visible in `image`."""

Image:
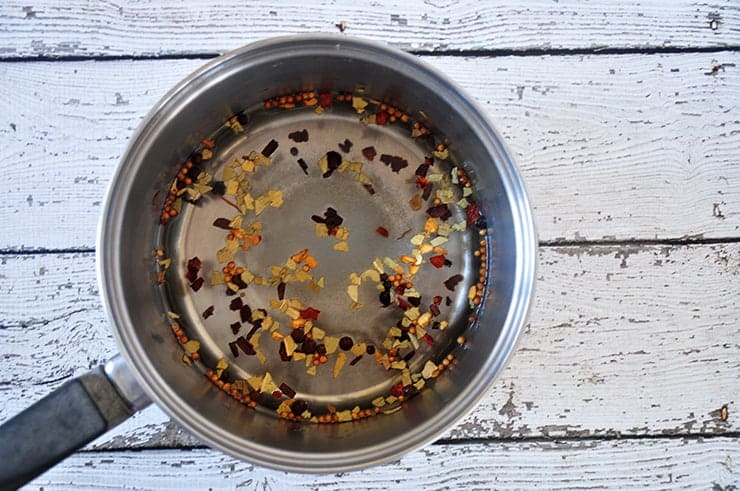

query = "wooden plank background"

[26,438,740,490]
[1,243,737,449]
[1,52,739,251]
[1,0,738,488]
[0,0,738,57]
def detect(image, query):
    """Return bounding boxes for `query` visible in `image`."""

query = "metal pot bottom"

[162,104,479,415]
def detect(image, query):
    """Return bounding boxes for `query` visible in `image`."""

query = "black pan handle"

[0,356,150,490]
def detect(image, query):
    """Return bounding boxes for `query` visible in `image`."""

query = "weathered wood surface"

[0,0,738,58]
[23,437,740,490]
[1,243,737,449]
[2,2,739,486]
[1,52,738,251]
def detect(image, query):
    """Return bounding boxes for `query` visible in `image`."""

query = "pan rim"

[97,34,537,473]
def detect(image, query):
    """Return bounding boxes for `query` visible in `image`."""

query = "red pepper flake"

[279,382,296,399]
[212,218,232,230]
[245,322,260,340]
[415,161,431,177]
[427,204,452,221]
[390,382,404,397]
[422,333,434,346]
[210,181,226,196]
[322,207,344,231]
[288,129,309,142]
[375,110,389,125]
[322,151,343,178]
[429,303,441,317]
[189,277,204,292]
[433,295,443,305]
[290,329,306,343]
[421,182,433,201]
[363,183,376,195]
[272,390,283,399]
[232,275,248,290]
[230,322,241,335]
[319,92,332,109]
[277,281,286,300]
[429,255,446,269]
[200,138,215,149]
[444,274,464,291]
[301,338,317,354]
[466,202,482,227]
[186,257,202,283]
[338,138,353,153]
[397,296,412,311]
[362,146,377,161]
[350,355,363,366]
[261,139,279,157]
[297,158,309,175]
[250,390,263,403]
[240,304,252,323]
[228,341,239,357]
[236,336,256,355]
[202,305,215,319]
[229,297,243,311]
[299,307,321,321]
[376,226,389,238]
[292,400,308,415]
[278,341,291,361]
[379,154,408,173]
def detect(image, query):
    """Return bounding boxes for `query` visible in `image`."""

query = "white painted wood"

[23,438,740,490]
[1,52,738,251]
[0,0,738,58]
[1,244,737,449]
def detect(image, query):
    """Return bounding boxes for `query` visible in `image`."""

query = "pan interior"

[161,103,479,415]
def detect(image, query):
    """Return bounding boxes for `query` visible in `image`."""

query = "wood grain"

[0,0,738,58]
[1,52,739,251]
[1,243,737,449]
[25,437,740,490]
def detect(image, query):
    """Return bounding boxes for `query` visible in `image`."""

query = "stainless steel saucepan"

[0,36,536,489]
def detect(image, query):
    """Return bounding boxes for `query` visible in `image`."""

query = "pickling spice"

[157,88,489,424]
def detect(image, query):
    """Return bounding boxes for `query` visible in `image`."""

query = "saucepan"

[0,35,536,489]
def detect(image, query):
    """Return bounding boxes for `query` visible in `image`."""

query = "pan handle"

[0,355,150,490]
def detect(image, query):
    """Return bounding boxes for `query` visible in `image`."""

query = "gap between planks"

[23,437,740,490]
[1,243,737,448]
[3,45,740,64]
[4,236,740,256]
[1,52,740,250]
